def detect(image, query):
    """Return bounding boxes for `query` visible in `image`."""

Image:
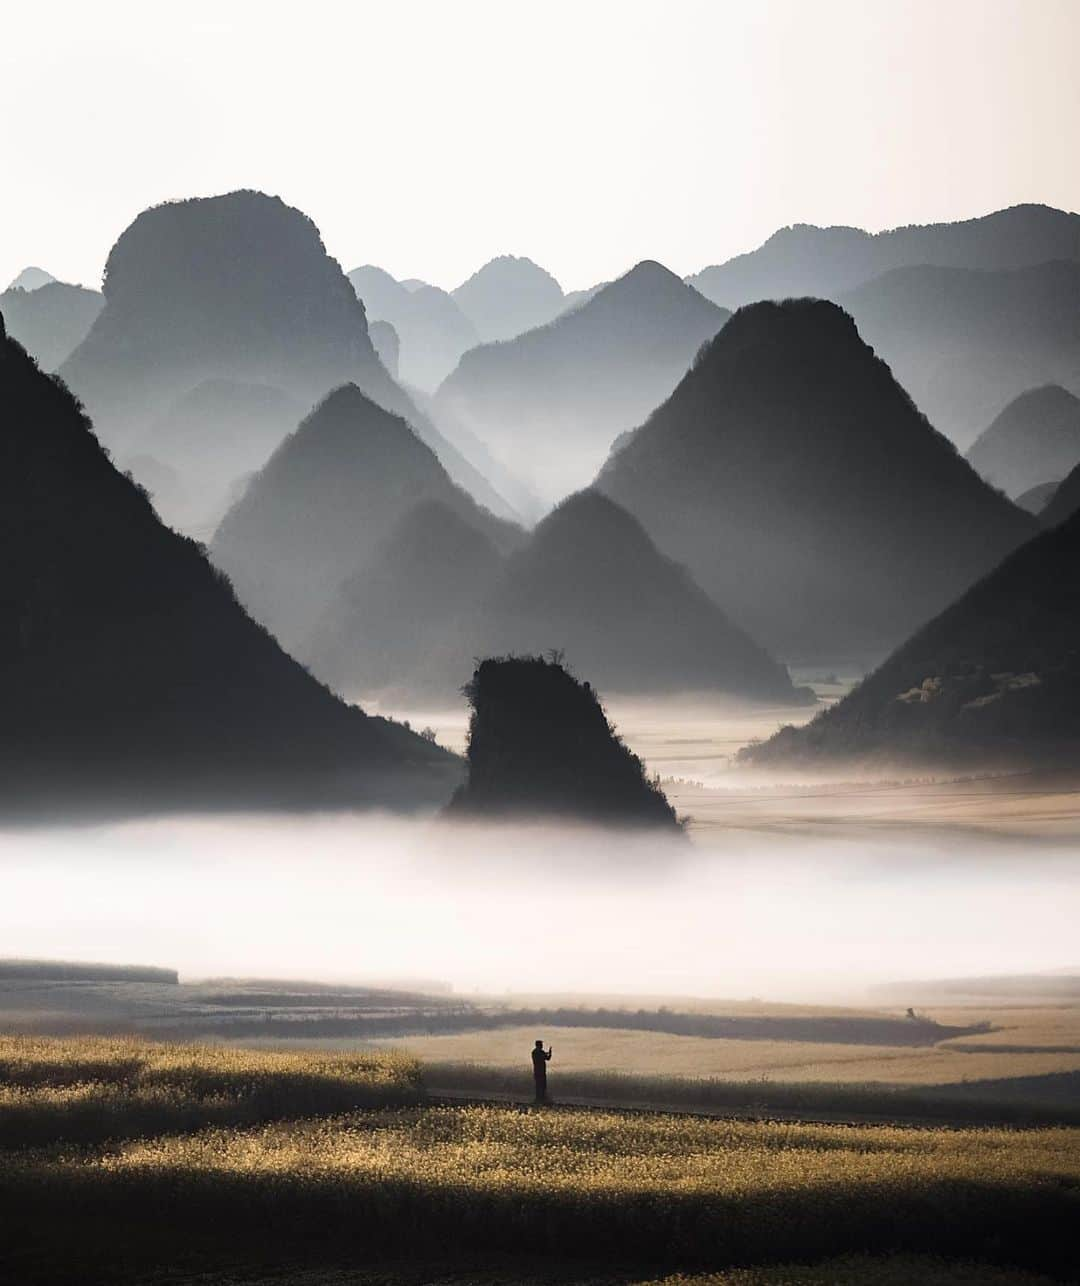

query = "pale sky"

[2,0,1078,293]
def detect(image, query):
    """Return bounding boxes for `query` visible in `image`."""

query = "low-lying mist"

[1,812,1074,1002]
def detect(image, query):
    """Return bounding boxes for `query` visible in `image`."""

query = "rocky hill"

[743,511,1080,769]
[445,656,680,828]
[966,385,1080,497]
[0,318,459,817]
[597,298,1037,661]
[211,384,522,650]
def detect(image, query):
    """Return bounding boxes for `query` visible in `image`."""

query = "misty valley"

[4,9,1080,1278]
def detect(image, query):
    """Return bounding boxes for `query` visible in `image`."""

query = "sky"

[2,0,1078,293]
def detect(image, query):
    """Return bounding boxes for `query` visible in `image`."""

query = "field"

[1,1033,1075,1285]
[360,1011,1080,1085]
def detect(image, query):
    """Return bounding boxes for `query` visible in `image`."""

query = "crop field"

[357,1020,1080,1085]
[1,1033,1075,1285]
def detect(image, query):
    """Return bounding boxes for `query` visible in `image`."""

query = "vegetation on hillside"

[446,656,681,827]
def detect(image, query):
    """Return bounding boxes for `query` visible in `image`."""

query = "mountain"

[136,379,305,536]
[689,204,1080,308]
[966,386,1080,497]
[304,490,808,704]
[436,262,730,502]
[444,656,680,828]
[597,298,1038,661]
[1015,479,1062,515]
[7,266,56,292]
[56,190,516,523]
[1040,461,1080,528]
[211,384,523,651]
[368,319,400,378]
[0,281,104,370]
[0,316,459,816]
[560,282,607,313]
[466,491,808,701]
[451,255,564,342]
[348,265,479,390]
[743,511,1080,769]
[839,260,1080,450]
[303,500,505,698]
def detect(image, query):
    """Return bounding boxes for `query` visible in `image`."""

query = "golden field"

[1,1033,1075,1284]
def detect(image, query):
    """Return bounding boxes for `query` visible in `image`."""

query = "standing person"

[531,1039,552,1103]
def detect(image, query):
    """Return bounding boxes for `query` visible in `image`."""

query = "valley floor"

[0,1035,1074,1285]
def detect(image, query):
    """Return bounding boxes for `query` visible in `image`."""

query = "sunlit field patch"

[0,1034,1075,1283]
[0,1033,421,1147]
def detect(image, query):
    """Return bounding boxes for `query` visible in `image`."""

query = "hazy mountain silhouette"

[303,500,505,697]
[466,491,808,701]
[597,299,1037,661]
[56,190,517,522]
[417,388,545,522]
[840,260,1080,450]
[689,204,1080,307]
[368,319,400,378]
[348,265,479,390]
[560,282,607,313]
[306,490,808,705]
[0,319,459,817]
[1040,461,1080,529]
[444,656,679,828]
[211,384,523,650]
[1015,479,1062,515]
[7,266,56,292]
[451,255,564,342]
[436,261,730,501]
[0,281,103,370]
[744,511,1080,768]
[966,386,1080,498]
[141,379,305,536]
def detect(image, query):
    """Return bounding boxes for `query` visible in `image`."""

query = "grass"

[352,1021,1080,1087]
[0,1033,422,1148]
[0,1033,1075,1284]
[419,1059,1080,1125]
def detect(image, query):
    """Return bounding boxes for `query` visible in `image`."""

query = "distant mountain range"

[1015,479,1061,515]
[0,281,103,370]
[1041,461,1080,529]
[304,489,809,705]
[6,266,56,292]
[840,260,1080,450]
[966,385,1080,498]
[688,204,1080,308]
[744,506,1080,768]
[348,264,479,390]
[304,499,505,698]
[436,261,729,502]
[451,255,565,342]
[57,190,518,532]
[137,379,305,537]
[597,298,1037,661]
[0,316,459,816]
[459,491,807,702]
[210,383,523,651]
[444,656,680,828]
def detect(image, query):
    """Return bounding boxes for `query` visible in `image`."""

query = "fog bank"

[1,814,1075,1002]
